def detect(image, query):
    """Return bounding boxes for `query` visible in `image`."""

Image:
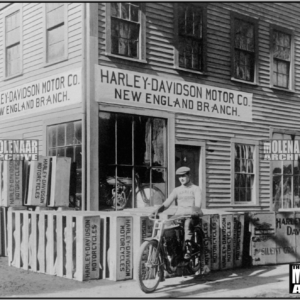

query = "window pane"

[66,146,74,161]
[130,4,140,22]
[111,3,120,17]
[66,122,75,146]
[240,188,246,201]
[74,121,82,144]
[283,160,292,174]
[235,158,240,173]
[48,25,64,45]
[57,147,65,157]
[234,187,240,202]
[283,175,292,208]
[75,146,82,169]
[135,167,150,207]
[134,116,150,166]
[57,124,65,147]
[47,7,64,29]
[99,112,116,165]
[6,10,20,32]
[6,44,20,77]
[294,176,300,208]
[48,41,65,62]
[117,114,132,165]
[272,160,282,174]
[121,3,130,19]
[152,119,166,167]
[273,175,282,210]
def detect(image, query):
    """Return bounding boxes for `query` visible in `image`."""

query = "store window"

[271,27,293,89]
[45,3,67,63]
[99,112,167,210]
[231,13,258,83]
[47,121,82,208]
[272,133,300,210]
[234,143,255,202]
[175,3,205,72]
[106,3,146,60]
[5,7,22,78]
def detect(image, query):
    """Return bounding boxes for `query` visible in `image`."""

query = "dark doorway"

[175,145,200,188]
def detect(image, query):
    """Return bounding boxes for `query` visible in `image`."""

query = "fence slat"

[22,213,29,270]
[56,214,64,277]
[7,210,13,266]
[66,215,73,279]
[38,214,46,273]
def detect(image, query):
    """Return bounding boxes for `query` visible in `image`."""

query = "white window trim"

[3,3,23,80]
[270,24,295,92]
[43,3,69,67]
[105,3,147,63]
[230,138,259,206]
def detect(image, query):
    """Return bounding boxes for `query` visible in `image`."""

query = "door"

[175,145,200,188]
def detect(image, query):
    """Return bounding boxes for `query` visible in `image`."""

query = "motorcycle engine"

[163,229,182,268]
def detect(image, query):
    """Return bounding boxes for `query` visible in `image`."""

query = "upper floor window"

[231,139,259,205]
[4,5,22,78]
[271,27,293,89]
[231,13,258,83]
[45,3,67,64]
[106,3,146,61]
[174,3,206,72]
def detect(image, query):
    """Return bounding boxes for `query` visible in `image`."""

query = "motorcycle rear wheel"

[187,229,203,274]
[137,240,163,293]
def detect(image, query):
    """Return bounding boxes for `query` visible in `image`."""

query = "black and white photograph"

[0,1,299,298]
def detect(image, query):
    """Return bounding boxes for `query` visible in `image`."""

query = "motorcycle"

[137,213,204,293]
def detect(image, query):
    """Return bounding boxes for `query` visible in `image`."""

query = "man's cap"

[176,166,190,175]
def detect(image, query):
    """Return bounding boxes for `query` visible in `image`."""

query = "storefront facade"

[1,3,300,213]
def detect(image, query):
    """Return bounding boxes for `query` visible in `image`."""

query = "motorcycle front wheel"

[137,240,163,293]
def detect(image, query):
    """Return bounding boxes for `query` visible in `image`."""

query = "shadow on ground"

[155,264,292,298]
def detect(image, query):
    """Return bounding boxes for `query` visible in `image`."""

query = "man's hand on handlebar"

[149,204,165,220]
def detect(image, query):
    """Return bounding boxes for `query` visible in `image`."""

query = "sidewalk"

[0,256,296,298]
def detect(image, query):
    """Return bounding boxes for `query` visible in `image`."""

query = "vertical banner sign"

[295,213,300,261]
[220,214,234,270]
[140,217,153,243]
[117,217,133,280]
[199,215,211,269]
[83,216,100,280]
[233,214,244,268]
[249,213,276,266]
[95,66,253,122]
[0,69,81,120]
[276,212,297,263]
[210,214,220,270]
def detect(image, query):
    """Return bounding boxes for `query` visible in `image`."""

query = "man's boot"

[184,240,193,260]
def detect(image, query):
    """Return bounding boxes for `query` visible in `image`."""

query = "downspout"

[81,3,87,211]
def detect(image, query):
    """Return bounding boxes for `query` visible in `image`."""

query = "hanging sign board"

[95,66,253,122]
[0,69,81,120]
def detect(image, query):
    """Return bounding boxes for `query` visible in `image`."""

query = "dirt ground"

[0,256,297,299]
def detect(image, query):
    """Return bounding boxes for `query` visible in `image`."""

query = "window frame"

[43,3,68,67]
[3,3,23,80]
[105,3,147,63]
[173,3,207,74]
[231,138,259,206]
[270,24,294,91]
[99,104,175,195]
[230,12,259,85]
[270,128,300,211]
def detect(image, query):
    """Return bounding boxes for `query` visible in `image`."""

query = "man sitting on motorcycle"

[151,166,202,259]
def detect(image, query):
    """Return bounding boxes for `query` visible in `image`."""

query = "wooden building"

[1,2,300,213]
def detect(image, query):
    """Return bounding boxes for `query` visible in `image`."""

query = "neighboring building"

[1,2,300,213]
